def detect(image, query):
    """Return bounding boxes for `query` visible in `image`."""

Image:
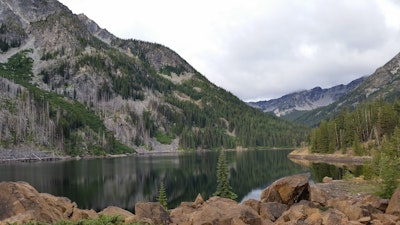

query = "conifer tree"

[353,132,363,156]
[157,182,168,209]
[379,127,400,198]
[214,150,237,200]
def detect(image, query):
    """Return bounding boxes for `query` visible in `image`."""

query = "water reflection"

[311,163,364,182]
[0,149,310,211]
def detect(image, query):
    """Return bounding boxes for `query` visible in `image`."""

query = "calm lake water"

[0,149,360,211]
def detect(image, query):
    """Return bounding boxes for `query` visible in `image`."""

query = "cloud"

[200,0,400,100]
[59,0,400,101]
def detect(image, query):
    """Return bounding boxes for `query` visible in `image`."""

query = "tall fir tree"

[214,150,237,200]
[157,182,168,209]
[379,127,400,198]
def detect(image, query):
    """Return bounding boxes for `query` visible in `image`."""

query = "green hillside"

[0,0,308,156]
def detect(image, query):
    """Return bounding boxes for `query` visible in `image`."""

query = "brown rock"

[135,202,171,225]
[310,185,330,206]
[189,197,262,225]
[259,202,287,221]
[99,206,134,219]
[70,208,98,221]
[358,216,371,224]
[304,212,323,225]
[361,194,388,213]
[194,193,204,206]
[386,187,400,216]
[260,173,310,206]
[372,213,399,225]
[274,201,317,225]
[323,176,333,183]
[170,202,197,224]
[321,208,348,225]
[242,199,261,214]
[125,215,154,225]
[0,181,76,223]
[0,210,35,225]
[40,193,76,219]
[327,198,363,221]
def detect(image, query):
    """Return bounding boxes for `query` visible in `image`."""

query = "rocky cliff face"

[337,51,400,104]
[248,77,365,117]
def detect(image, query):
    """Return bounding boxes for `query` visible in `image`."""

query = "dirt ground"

[313,178,381,199]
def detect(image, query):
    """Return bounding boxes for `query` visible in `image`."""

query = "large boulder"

[321,208,349,225]
[260,173,311,206]
[170,202,199,224]
[327,198,364,221]
[99,206,134,219]
[274,200,320,225]
[135,202,171,225]
[310,185,330,206]
[386,187,400,216]
[242,199,261,214]
[259,202,287,222]
[188,197,263,225]
[70,208,98,221]
[0,181,75,223]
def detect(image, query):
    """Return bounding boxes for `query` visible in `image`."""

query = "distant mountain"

[0,0,306,155]
[248,77,365,117]
[287,52,400,126]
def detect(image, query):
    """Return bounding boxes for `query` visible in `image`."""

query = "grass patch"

[155,130,174,145]
[21,215,147,225]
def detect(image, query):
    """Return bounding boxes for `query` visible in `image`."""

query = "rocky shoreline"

[1,173,399,225]
[288,148,372,165]
[0,146,65,163]
[0,144,185,163]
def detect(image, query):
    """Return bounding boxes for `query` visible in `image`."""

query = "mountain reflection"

[0,149,310,211]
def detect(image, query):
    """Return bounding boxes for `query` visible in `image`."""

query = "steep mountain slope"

[292,52,400,126]
[0,0,307,155]
[248,77,365,117]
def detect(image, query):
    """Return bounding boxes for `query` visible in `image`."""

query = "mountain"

[248,77,365,117]
[290,52,400,126]
[0,0,306,155]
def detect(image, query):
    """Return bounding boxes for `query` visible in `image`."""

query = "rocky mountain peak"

[77,13,115,45]
[248,77,365,117]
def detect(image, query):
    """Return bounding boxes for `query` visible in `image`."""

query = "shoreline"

[0,146,294,164]
[287,147,372,165]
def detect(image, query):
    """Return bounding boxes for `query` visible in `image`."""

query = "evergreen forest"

[0,46,308,155]
[308,99,400,197]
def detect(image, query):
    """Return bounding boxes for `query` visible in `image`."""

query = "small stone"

[322,176,333,183]
[358,216,371,224]
[194,193,204,206]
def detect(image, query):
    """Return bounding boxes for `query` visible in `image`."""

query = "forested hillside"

[0,0,307,156]
[309,100,400,155]
[308,100,400,197]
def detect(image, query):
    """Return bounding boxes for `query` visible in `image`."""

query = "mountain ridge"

[248,76,365,117]
[0,0,306,156]
[283,51,400,126]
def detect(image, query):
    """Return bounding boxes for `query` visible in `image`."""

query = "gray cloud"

[202,0,400,101]
[59,0,400,101]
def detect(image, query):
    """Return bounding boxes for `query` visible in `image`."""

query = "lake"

[0,149,359,211]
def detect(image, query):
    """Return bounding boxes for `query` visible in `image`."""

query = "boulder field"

[1,173,399,225]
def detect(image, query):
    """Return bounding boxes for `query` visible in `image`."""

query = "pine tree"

[157,182,168,209]
[214,150,237,200]
[353,132,363,156]
[379,127,400,198]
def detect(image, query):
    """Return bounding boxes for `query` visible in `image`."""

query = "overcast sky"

[58,0,400,101]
